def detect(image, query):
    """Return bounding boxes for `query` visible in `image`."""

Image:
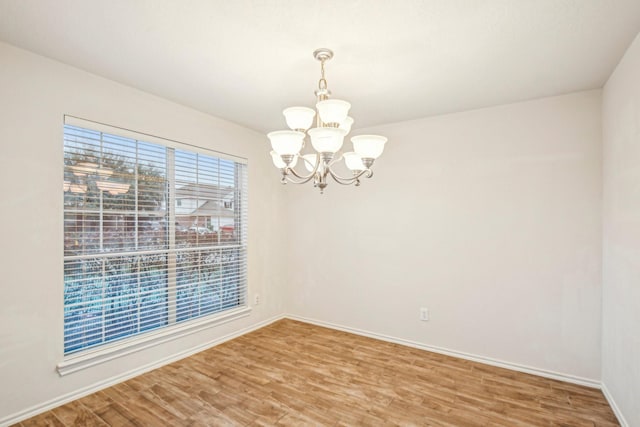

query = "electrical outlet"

[254,294,260,305]
[420,307,429,321]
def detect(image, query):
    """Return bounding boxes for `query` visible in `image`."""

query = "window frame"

[58,116,250,376]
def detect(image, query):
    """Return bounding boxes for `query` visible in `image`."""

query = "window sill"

[57,306,252,376]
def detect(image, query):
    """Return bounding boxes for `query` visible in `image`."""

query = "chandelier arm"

[282,152,322,183]
[325,153,343,169]
[281,172,318,185]
[327,167,373,185]
[328,176,358,186]
[284,167,316,183]
[283,167,320,185]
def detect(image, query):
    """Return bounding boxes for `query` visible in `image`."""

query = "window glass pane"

[63,123,247,355]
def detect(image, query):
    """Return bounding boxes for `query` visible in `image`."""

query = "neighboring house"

[63,182,237,256]
[175,183,236,232]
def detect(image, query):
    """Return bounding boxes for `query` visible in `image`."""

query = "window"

[62,118,248,357]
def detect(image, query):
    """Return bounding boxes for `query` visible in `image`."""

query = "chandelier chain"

[318,58,328,90]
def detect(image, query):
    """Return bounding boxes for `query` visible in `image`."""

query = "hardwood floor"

[16,319,618,426]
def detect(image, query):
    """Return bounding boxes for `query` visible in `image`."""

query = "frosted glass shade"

[270,150,297,168]
[267,130,305,155]
[71,161,98,176]
[343,152,365,171]
[69,183,87,194]
[283,107,316,131]
[316,99,351,125]
[97,181,131,195]
[339,116,354,134]
[351,135,387,159]
[96,167,113,178]
[302,154,317,172]
[307,127,347,153]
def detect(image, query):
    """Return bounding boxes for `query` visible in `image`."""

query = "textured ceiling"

[1,0,640,133]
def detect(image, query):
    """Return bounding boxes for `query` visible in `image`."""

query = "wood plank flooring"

[15,319,619,426]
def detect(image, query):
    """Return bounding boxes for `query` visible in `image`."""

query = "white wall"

[286,91,603,382]
[0,42,288,423]
[602,32,640,427]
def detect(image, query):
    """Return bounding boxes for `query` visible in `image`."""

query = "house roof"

[175,183,235,219]
[181,200,235,219]
[175,183,234,200]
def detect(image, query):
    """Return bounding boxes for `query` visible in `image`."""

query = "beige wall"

[0,41,288,422]
[602,32,640,426]
[286,91,603,382]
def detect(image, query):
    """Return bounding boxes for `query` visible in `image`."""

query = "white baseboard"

[285,314,602,389]
[0,314,285,427]
[601,382,629,427]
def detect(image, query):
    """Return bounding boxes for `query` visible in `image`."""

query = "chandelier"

[267,48,387,193]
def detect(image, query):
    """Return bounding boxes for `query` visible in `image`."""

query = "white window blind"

[63,120,248,355]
